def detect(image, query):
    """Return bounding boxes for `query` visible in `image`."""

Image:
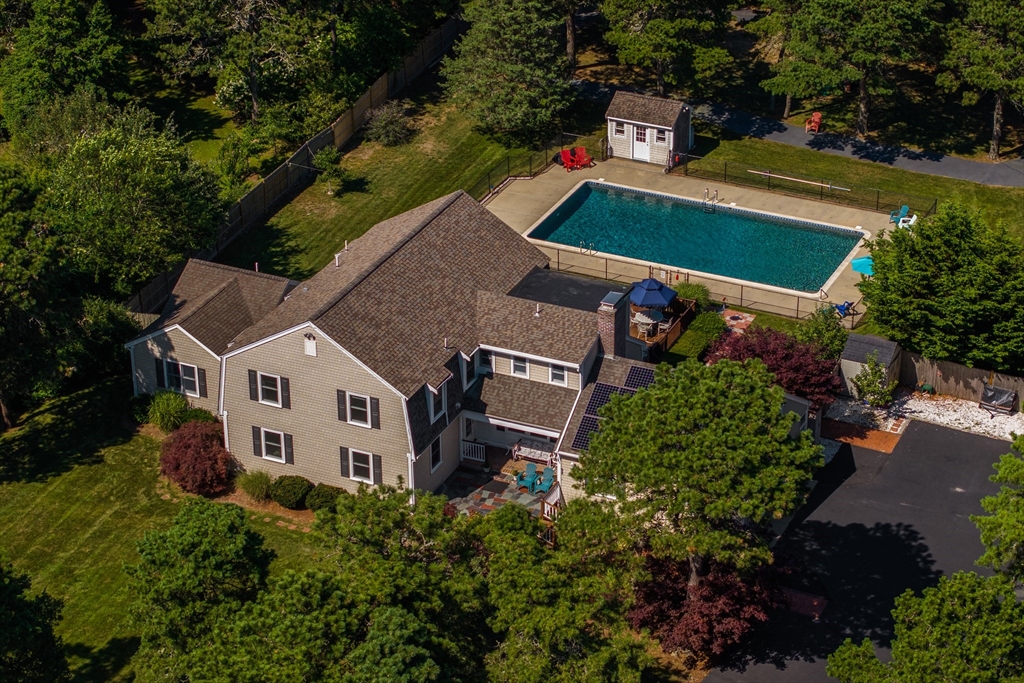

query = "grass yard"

[217,74,528,280]
[0,379,316,682]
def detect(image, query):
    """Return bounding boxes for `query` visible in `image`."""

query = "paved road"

[694,103,1024,188]
[706,421,1013,682]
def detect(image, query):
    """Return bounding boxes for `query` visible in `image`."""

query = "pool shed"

[839,335,902,397]
[605,91,694,167]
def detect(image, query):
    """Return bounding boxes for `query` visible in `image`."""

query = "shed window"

[613,121,625,136]
[655,129,667,143]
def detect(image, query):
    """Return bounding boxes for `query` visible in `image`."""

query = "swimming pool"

[527,182,866,293]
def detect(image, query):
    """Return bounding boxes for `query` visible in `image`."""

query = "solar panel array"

[571,365,656,452]
[570,416,602,452]
[624,365,656,390]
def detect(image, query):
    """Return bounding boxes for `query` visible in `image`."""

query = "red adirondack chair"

[560,148,576,172]
[574,146,594,168]
[805,111,822,134]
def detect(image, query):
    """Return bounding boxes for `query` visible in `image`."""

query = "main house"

[126,191,658,500]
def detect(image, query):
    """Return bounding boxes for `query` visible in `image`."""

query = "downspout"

[128,344,139,397]
[402,396,417,505]
[222,410,230,452]
[407,452,416,505]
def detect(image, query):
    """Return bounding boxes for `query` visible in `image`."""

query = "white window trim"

[347,392,372,428]
[613,121,626,137]
[511,356,529,378]
[460,354,478,391]
[166,360,200,398]
[258,371,282,407]
[349,449,373,484]
[261,428,286,463]
[427,382,447,424]
[655,129,667,143]
[549,364,567,386]
[429,437,443,473]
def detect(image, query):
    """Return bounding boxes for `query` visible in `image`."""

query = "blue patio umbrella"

[629,278,677,308]
[851,256,874,276]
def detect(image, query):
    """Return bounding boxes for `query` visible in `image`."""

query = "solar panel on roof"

[624,365,656,390]
[571,416,601,451]
[585,382,630,416]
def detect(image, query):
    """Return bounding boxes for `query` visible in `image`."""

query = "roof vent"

[534,303,541,318]
[443,336,451,350]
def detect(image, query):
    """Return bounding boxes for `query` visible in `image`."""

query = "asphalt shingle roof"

[463,373,579,432]
[605,91,687,129]
[842,334,900,366]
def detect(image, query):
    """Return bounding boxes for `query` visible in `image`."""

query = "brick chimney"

[597,291,628,358]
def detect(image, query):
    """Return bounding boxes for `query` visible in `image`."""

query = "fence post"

[796,297,800,318]
[507,156,510,179]
[767,171,771,192]
[875,189,880,211]
[724,161,728,182]
[557,249,560,270]
[820,180,824,200]
[740,285,744,308]
[605,258,608,281]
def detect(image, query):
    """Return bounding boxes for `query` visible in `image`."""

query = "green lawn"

[217,75,528,280]
[0,379,316,682]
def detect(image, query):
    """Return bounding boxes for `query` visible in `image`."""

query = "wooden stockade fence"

[127,17,464,314]
[899,352,1024,404]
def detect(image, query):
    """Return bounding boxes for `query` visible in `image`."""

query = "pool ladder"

[578,241,597,255]
[702,188,718,213]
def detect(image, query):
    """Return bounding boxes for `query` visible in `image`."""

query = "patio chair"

[532,467,554,494]
[574,146,594,168]
[898,214,918,229]
[560,149,576,172]
[834,301,856,318]
[516,463,538,491]
[889,205,909,224]
[805,112,822,134]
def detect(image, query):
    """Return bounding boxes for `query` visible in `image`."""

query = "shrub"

[852,350,895,407]
[148,391,190,432]
[305,483,344,512]
[707,326,842,408]
[237,470,273,502]
[271,475,313,510]
[364,99,412,146]
[129,393,153,423]
[159,421,233,496]
[795,305,849,360]
[672,329,718,362]
[690,311,728,336]
[674,282,712,310]
[182,407,216,424]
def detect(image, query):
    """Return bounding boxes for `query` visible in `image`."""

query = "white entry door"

[633,126,650,161]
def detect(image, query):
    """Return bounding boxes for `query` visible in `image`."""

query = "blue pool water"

[528,183,863,292]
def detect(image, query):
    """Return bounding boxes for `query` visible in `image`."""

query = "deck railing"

[460,440,486,463]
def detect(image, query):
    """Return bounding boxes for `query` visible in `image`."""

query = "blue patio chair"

[516,463,538,491]
[532,467,555,495]
[889,205,909,224]
[834,301,856,318]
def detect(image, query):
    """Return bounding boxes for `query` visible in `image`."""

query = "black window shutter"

[370,397,380,429]
[281,378,291,409]
[337,390,346,421]
[248,370,258,400]
[284,434,294,464]
[197,368,208,398]
[252,426,262,457]
[155,359,165,389]
[340,447,349,478]
[372,454,383,486]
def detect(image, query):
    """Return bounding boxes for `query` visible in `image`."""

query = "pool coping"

[524,179,871,300]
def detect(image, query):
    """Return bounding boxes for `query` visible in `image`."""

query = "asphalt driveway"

[706,421,1014,682]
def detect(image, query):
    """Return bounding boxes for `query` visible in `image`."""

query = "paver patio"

[440,467,545,518]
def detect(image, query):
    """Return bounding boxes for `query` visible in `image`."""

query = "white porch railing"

[461,440,486,463]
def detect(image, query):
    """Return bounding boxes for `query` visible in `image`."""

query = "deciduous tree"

[794,304,849,360]
[442,0,573,141]
[574,360,822,586]
[972,435,1024,583]
[937,0,1024,159]
[827,572,1024,683]
[0,559,69,682]
[857,203,1024,373]
[749,0,807,118]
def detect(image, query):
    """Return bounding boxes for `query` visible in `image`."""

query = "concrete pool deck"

[486,157,892,319]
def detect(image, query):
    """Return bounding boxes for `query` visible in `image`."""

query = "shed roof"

[841,334,900,366]
[605,91,687,128]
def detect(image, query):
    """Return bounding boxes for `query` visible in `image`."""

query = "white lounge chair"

[898,214,918,229]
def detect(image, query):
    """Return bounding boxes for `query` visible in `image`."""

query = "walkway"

[694,102,1024,188]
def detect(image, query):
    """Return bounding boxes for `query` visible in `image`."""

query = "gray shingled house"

[126,191,657,506]
[605,91,693,166]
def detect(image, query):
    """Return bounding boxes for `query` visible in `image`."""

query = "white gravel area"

[826,389,1024,442]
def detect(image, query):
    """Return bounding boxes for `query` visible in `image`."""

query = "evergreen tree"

[574,360,822,586]
[0,559,70,682]
[601,0,732,95]
[441,0,573,141]
[937,0,1024,159]
[749,0,809,118]
[972,435,1024,583]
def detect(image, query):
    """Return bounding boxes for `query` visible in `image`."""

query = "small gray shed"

[605,91,693,167]
[839,335,902,397]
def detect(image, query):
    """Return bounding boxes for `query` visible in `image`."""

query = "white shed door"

[633,127,650,161]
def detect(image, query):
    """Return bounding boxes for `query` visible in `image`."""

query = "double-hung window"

[478,350,492,374]
[462,354,477,388]
[262,428,285,462]
[655,129,667,143]
[511,356,528,378]
[427,383,446,423]
[613,121,625,136]
[348,393,370,427]
[259,373,281,406]
[166,361,199,397]
[430,437,442,472]
[549,364,567,386]
[350,449,372,483]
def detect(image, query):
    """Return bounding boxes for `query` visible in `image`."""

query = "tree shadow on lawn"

[0,377,136,484]
[66,636,140,683]
[717,517,941,673]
